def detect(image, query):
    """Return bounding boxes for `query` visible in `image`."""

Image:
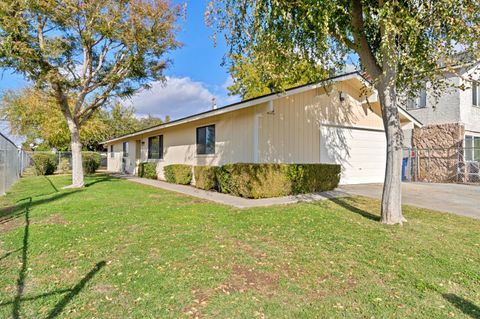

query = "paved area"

[339,182,480,219]
[114,174,348,209]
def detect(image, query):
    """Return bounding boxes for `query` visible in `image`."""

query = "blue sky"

[0,0,237,142]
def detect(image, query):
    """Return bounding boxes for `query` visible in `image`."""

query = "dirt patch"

[184,264,279,318]
[93,284,115,294]
[0,214,24,232]
[34,214,69,225]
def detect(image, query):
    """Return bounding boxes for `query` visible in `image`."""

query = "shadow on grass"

[0,191,80,225]
[1,194,106,318]
[85,174,117,188]
[12,197,31,319]
[44,176,59,193]
[329,197,381,222]
[443,294,480,319]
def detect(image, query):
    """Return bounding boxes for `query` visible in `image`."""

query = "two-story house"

[403,62,480,182]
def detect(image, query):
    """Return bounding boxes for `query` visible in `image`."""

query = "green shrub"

[138,162,157,179]
[216,163,341,198]
[32,153,58,175]
[82,152,101,174]
[164,164,192,185]
[58,158,71,173]
[287,164,341,194]
[216,163,291,198]
[194,166,218,190]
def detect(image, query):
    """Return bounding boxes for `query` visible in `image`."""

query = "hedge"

[138,162,157,179]
[216,163,340,199]
[32,153,58,176]
[194,166,218,190]
[82,152,101,174]
[164,164,192,185]
[288,164,341,194]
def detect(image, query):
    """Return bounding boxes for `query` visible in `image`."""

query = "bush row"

[137,162,340,198]
[31,152,101,176]
[216,163,341,198]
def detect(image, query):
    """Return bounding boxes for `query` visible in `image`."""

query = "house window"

[465,135,480,161]
[472,81,479,106]
[110,145,114,158]
[196,125,215,155]
[123,142,129,157]
[148,135,163,159]
[406,87,427,110]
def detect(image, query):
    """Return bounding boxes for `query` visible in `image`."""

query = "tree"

[0,87,109,150]
[0,0,181,188]
[228,47,329,100]
[1,88,169,150]
[207,0,480,224]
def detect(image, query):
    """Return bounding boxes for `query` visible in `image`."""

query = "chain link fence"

[402,147,480,184]
[24,151,108,173]
[0,133,31,195]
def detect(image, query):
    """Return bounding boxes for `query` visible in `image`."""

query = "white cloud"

[124,76,240,120]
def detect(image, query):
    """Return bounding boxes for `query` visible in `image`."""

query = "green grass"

[0,174,479,318]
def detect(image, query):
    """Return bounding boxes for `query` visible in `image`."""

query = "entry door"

[320,125,387,184]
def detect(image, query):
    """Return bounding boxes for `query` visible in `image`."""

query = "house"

[402,62,480,182]
[103,72,421,185]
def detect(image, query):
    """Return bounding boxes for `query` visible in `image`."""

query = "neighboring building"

[103,72,421,185]
[403,63,480,182]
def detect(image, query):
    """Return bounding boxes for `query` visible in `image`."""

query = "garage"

[320,125,387,184]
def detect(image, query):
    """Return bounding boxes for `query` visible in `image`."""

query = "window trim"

[196,124,216,155]
[147,135,164,160]
[473,81,479,107]
[110,145,114,158]
[122,142,129,158]
[465,135,480,162]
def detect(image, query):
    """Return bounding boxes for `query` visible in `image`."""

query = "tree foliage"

[0,88,168,150]
[228,50,329,100]
[208,0,480,96]
[0,0,181,187]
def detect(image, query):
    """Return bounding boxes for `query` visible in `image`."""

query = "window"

[196,125,215,155]
[465,135,480,161]
[110,145,114,158]
[472,81,479,106]
[123,142,129,157]
[406,87,427,110]
[148,135,163,159]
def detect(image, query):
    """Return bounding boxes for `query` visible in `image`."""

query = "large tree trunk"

[66,117,85,188]
[53,83,85,188]
[376,74,406,225]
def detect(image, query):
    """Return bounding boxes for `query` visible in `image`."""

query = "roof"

[102,71,421,144]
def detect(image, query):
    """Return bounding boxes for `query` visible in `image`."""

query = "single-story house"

[103,72,422,184]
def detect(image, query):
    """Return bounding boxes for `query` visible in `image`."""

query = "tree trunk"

[52,83,85,188]
[376,75,406,225]
[66,117,85,188]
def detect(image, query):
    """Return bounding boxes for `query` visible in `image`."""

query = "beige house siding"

[106,80,389,180]
[258,84,384,163]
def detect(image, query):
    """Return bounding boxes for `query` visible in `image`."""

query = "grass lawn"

[0,174,479,318]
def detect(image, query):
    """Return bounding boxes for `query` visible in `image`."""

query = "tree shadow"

[85,174,117,187]
[44,176,59,193]
[0,191,80,225]
[45,261,106,319]
[12,197,31,319]
[2,195,106,318]
[329,197,381,221]
[443,293,480,319]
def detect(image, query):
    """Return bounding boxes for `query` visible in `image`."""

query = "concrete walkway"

[339,182,480,219]
[114,174,348,209]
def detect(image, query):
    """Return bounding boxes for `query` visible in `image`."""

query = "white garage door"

[320,125,386,184]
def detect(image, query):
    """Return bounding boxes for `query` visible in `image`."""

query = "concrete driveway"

[339,182,480,219]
